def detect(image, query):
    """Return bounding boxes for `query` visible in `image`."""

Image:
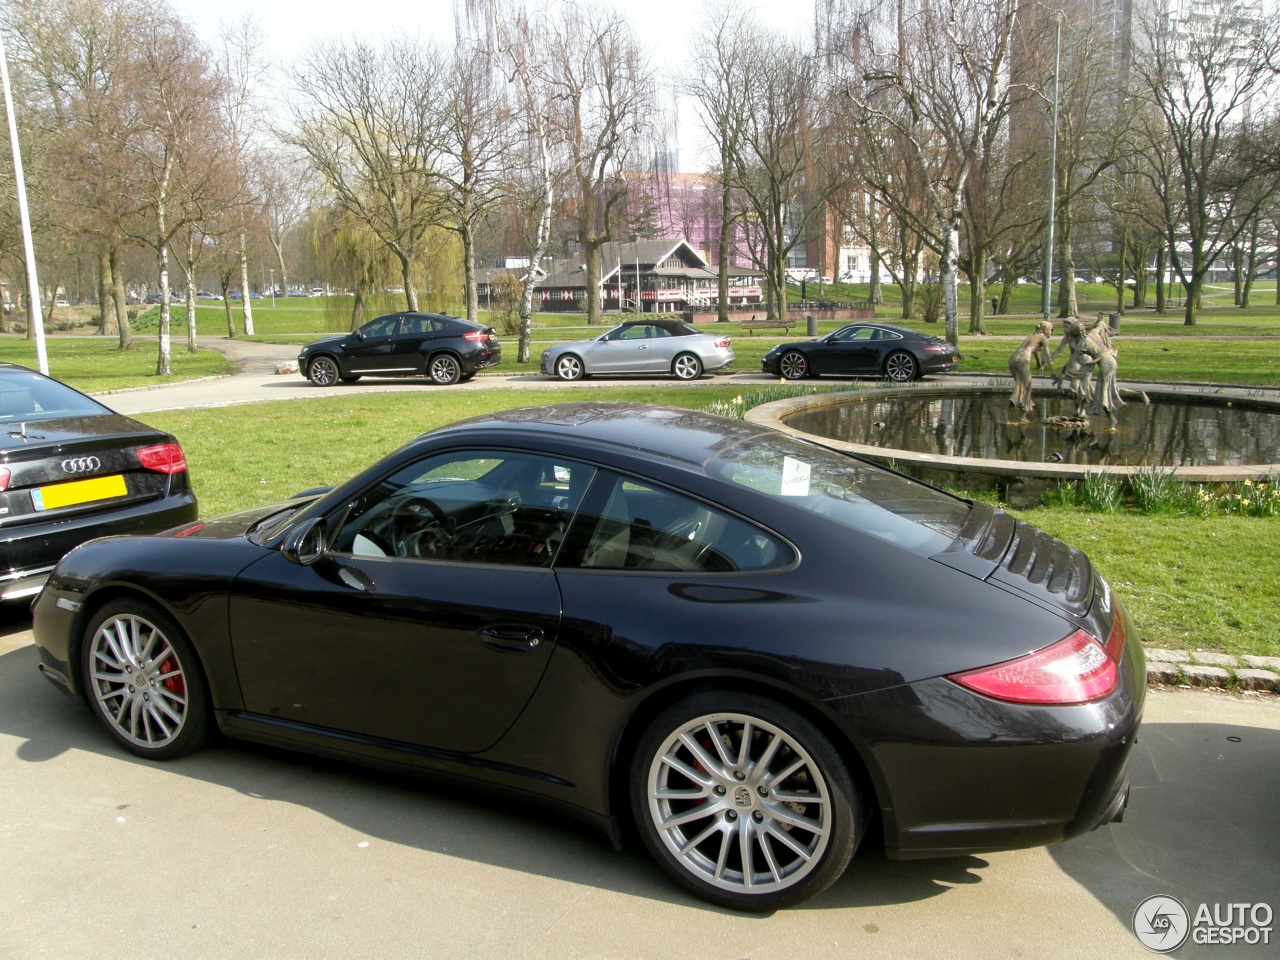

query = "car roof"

[426,402,772,468]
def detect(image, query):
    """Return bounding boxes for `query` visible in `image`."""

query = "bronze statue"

[1008,320,1055,418]
[1048,314,1123,426]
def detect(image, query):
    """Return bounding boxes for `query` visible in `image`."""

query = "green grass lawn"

[0,334,233,391]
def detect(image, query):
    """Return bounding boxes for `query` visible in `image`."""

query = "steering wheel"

[389,496,451,557]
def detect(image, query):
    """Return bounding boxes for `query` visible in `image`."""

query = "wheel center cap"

[732,785,753,808]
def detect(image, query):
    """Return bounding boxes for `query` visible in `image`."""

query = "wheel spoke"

[738,819,755,889]
[761,821,816,862]
[758,828,784,883]
[765,802,826,836]
[660,752,714,788]
[678,730,726,778]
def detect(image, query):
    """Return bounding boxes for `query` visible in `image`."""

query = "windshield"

[707,432,970,555]
[0,369,110,422]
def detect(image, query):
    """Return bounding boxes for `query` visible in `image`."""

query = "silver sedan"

[540,319,734,381]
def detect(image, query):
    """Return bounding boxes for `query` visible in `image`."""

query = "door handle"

[478,625,545,653]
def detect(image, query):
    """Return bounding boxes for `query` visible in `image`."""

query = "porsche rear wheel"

[885,351,918,382]
[82,600,213,760]
[631,692,860,911]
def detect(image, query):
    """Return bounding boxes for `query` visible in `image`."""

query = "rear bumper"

[825,635,1145,859]
[0,491,198,602]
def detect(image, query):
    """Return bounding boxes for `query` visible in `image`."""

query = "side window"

[560,471,789,573]
[361,315,399,338]
[328,450,595,567]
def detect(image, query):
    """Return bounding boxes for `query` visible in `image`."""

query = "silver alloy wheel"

[308,356,339,386]
[429,354,461,385]
[672,353,703,380]
[555,354,584,381]
[645,711,833,896]
[885,351,917,382]
[87,612,189,750]
[779,351,807,380]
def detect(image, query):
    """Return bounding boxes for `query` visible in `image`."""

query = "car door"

[227,449,592,754]
[389,314,436,374]
[587,324,657,374]
[344,314,404,375]
[811,325,880,376]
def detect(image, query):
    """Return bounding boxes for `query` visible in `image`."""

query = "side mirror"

[282,517,328,566]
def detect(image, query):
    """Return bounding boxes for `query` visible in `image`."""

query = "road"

[99,338,786,416]
[2,611,1277,959]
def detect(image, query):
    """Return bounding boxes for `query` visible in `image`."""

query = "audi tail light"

[946,628,1122,705]
[136,442,188,475]
[714,338,732,348]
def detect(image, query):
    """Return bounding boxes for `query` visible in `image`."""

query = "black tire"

[428,353,462,385]
[885,351,918,382]
[307,355,340,387]
[779,350,809,380]
[339,374,362,383]
[630,691,861,911]
[81,600,213,760]
[672,353,703,381]
[554,354,585,381]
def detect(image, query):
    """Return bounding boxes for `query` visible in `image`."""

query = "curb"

[1146,649,1280,694]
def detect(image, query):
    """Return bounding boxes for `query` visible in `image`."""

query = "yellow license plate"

[32,474,128,511]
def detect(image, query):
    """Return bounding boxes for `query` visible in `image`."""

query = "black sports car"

[298,312,501,386]
[0,363,197,601]
[31,403,1141,911]
[762,322,959,381]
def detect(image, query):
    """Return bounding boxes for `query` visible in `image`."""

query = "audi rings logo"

[61,456,101,475]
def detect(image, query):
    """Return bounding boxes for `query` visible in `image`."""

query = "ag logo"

[1133,895,1190,952]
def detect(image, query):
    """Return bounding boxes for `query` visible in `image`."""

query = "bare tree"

[462,0,561,360]
[683,2,753,322]
[1131,0,1280,324]
[286,37,446,312]
[438,43,512,323]
[730,24,835,322]
[542,4,657,325]
[117,10,226,374]
[837,0,1024,344]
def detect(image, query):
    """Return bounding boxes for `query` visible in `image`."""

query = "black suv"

[298,312,502,386]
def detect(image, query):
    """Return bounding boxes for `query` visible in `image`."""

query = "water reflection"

[787,393,1280,467]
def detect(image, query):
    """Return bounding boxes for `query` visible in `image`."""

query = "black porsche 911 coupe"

[762,322,959,382]
[31,403,1142,911]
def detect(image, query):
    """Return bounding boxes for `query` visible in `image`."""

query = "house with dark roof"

[477,239,765,314]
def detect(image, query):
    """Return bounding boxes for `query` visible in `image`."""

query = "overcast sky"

[167,0,812,171]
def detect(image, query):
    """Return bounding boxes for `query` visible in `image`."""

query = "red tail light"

[714,338,731,348]
[136,442,188,474]
[0,467,9,492]
[173,522,206,537]
[947,629,1119,705]
[463,330,488,342]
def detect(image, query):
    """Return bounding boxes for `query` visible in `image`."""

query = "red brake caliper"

[158,657,185,695]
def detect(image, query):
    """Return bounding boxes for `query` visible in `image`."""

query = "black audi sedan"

[0,363,197,601]
[762,322,958,381]
[298,311,501,386]
[31,403,1141,911]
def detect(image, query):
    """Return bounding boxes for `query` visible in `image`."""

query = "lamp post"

[1041,16,1063,327]
[0,32,47,374]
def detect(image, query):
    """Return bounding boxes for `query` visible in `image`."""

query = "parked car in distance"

[298,312,501,386]
[539,318,733,381]
[0,363,197,601]
[762,322,959,382]
[31,403,1141,911]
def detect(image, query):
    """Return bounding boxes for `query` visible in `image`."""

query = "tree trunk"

[97,248,116,336]
[239,233,255,335]
[399,252,418,312]
[1056,210,1078,318]
[351,285,366,329]
[717,181,731,323]
[270,238,289,299]
[941,219,959,347]
[1155,245,1167,314]
[460,221,478,323]
[1115,230,1127,316]
[584,242,602,325]
[155,241,172,376]
[967,242,987,335]
[111,248,132,350]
